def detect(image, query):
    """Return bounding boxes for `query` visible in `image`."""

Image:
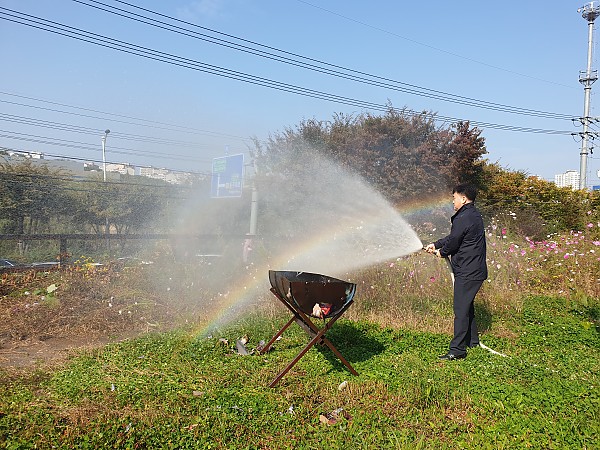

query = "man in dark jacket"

[425,183,488,360]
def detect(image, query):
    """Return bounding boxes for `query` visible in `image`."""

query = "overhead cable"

[0,91,253,142]
[0,7,574,136]
[74,0,574,120]
[295,0,576,90]
[0,112,227,154]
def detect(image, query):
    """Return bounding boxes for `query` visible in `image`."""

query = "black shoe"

[438,352,466,361]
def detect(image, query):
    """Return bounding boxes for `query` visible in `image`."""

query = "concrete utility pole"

[101,129,110,182]
[578,2,600,190]
[249,165,258,236]
[101,129,111,250]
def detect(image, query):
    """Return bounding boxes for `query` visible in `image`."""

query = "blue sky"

[1,0,599,186]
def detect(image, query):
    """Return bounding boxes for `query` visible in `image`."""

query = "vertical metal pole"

[249,181,258,235]
[101,130,110,252]
[249,159,258,235]
[578,3,600,190]
[580,19,595,189]
[101,130,110,182]
[102,135,107,182]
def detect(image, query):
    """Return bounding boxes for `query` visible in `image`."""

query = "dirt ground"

[0,296,164,370]
[0,266,202,369]
[0,334,122,368]
[0,261,273,370]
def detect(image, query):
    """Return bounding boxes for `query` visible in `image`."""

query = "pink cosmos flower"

[564,253,570,259]
[429,276,436,282]
[501,228,507,235]
[587,223,594,228]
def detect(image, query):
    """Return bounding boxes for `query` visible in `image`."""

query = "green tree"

[325,109,448,202]
[441,121,487,188]
[478,162,591,239]
[64,174,182,236]
[0,160,68,234]
[252,107,488,206]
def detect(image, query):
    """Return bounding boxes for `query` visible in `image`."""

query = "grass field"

[1,227,599,449]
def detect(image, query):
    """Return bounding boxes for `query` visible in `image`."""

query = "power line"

[0,171,204,200]
[0,94,253,143]
[0,154,254,200]
[0,170,197,189]
[0,100,251,165]
[0,176,193,199]
[72,0,574,120]
[0,7,575,136]
[0,129,211,164]
[0,142,213,176]
[0,112,224,157]
[295,0,577,91]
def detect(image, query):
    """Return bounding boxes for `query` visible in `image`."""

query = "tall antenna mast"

[578,2,600,190]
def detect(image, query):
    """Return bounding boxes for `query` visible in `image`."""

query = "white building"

[554,170,580,190]
[106,163,135,176]
[139,166,195,185]
[83,162,101,172]
[4,150,44,159]
[139,166,169,181]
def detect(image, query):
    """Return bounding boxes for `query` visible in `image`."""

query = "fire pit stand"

[260,270,358,387]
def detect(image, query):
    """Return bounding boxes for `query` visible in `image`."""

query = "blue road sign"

[211,154,244,198]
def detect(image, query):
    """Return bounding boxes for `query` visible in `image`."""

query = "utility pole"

[249,159,258,236]
[101,129,110,182]
[577,2,600,190]
[242,157,258,264]
[101,129,111,252]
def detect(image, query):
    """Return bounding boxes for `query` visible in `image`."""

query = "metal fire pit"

[260,270,358,387]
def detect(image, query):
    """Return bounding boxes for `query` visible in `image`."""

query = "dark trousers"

[449,277,483,355]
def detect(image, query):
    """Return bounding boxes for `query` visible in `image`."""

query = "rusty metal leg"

[314,312,358,376]
[265,287,358,386]
[261,288,313,354]
[259,317,295,354]
[268,326,330,388]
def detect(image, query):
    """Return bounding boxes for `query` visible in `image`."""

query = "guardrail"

[0,233,253,265]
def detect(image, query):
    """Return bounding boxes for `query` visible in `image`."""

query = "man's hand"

[425,243,442,258]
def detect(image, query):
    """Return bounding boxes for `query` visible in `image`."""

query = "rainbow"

[194,193,451,336]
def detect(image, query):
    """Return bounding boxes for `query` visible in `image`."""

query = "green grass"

[1,295,598,449]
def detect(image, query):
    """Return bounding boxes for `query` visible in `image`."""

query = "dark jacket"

[434,202,488,281]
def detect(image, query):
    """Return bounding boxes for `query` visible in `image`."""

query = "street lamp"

[101,129,110,182]
[101,129,111,251]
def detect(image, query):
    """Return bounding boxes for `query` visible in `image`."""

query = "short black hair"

[453,183,477,201]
